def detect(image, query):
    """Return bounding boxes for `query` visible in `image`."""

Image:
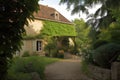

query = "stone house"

[20,4,76,56]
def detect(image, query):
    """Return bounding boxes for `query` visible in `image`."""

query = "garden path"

[44,57,93,80]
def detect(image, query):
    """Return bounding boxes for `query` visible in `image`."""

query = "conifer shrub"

[92,43,120,68]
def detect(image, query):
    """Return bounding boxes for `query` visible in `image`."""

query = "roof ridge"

[34,4,72,23]
[39,4,56,10]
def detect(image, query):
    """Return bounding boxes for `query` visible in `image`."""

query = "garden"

[1,0,120,80]
[7,56,59,80]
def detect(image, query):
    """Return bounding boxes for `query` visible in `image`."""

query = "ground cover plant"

[7,56,59,80]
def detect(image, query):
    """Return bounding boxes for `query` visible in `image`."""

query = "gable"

[23,5,76,39]
[24,20,43,36]
[34,5,71,24]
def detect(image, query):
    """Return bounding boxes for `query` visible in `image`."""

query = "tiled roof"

[34,4,71,24]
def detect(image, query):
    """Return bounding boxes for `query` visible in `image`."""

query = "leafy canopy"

[60,0,120,28]
[73,19,91,52]
[0,0,39,79]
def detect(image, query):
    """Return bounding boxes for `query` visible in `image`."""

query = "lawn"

[7,56,59,80]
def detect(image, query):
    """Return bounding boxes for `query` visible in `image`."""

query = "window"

[50,12,59,20]
[55,12,59,20]
[36,41,42,51]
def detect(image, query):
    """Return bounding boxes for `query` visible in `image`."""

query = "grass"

[81,60,90,75]
[7,56,59,80]
[81,60,97,79]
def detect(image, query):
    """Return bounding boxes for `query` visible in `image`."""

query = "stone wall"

[88,65,111,80]
[111,62,120,80]
[88,62,120,80]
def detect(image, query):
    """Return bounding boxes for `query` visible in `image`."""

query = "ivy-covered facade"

[20,5,76,56]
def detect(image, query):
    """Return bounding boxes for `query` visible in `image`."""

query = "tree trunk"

[0,56,8,80]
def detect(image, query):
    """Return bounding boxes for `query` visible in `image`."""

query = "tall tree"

[60,0,120,28]
[0,0,39,80]
[73,19,91,53]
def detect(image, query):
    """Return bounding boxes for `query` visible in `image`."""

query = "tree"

[60,0,120,68]
[60,0,120,28]
[74,19,90,47]
[0,0,39,80]
[73,19,91,54]
[98,22,120,44]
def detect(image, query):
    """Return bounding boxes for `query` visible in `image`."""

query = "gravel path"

[44,59,93,80]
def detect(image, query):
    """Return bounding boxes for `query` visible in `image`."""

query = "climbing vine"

[41,20,76,36]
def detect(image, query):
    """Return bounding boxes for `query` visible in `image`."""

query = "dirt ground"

[44,59,93,80]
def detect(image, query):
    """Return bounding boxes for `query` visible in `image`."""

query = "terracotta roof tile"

[34,4,71,23]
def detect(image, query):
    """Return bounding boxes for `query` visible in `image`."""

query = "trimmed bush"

[93,40,108,49]
[92,43,120,68]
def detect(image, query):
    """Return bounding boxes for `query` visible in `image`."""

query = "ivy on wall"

[40,20,76,37]
[23,19,76,39]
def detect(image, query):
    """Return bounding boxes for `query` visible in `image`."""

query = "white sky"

[39,0,101,21]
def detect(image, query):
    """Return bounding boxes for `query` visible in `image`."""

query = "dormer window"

[55,12,59,20]
[50,11,59,20]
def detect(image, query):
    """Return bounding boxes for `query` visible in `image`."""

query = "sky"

[39,0,84,21]
[39,0,101,21]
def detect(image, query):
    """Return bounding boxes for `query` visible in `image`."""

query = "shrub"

[81,49,94,64]
[51,49,58,57]
[68,46,80,55]
[93,40,108,49]
[45,52,50,57]
[8,56,59,80]
[22,51,30,57]
[57,50,64,58]
[31,52,39,56]
[92,43,120,68]
[44,42,56,57]
[8,72,32,80]
[81,60,90,75]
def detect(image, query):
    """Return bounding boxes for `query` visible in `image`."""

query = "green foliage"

[51,49,58,57]
[39,20,76,58]
[0,0,39,79]
[92,40,108,49]
[44,41,56,57]
[44,36,71,58]
[22,51,30,57]
[98,22,120,44]
[81,49,94,64]
[57,53,64,58]
[8,72,32,80]
[68,45,79,55]
[44,37,57,57]
[41,20,76,36]
[73,19,91,53]
[61,37,69,47]
[8,56,59,80]
[110,7,120,22]
[81,60,90,75]
[92,43,120,68]
[85,19,120,69]
[117,55,120,61]
[60,0,120,29]
[60,0,120,70]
